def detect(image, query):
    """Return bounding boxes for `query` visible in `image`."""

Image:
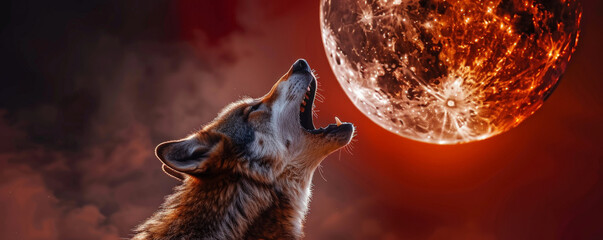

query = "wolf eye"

[244,103,262,119]
[249,103,261,112]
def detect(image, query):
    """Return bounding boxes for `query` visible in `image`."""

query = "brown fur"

[132,59,354,240]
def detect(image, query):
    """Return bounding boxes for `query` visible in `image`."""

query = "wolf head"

[155,59,354,183]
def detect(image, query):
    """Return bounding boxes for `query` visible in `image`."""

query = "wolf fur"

[132,59,354,240]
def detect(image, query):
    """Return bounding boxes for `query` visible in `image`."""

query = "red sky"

[1,0,602,239]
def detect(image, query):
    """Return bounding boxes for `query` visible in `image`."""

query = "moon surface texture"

[321,0,581,144]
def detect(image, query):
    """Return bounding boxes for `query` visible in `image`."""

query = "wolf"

[132,59,354,240]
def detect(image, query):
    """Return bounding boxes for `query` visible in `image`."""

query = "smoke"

[0,1,282,237]
[3,0,603,239]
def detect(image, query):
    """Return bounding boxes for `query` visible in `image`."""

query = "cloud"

[3,1,601,239]
[0,1,291,238]
[0,40,232,238]
[0,160,60,240]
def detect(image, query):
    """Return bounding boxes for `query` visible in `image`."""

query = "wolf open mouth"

[299,78,316,131]
[296,63,352,135]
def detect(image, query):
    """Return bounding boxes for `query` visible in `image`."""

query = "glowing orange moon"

[321,0,582,144]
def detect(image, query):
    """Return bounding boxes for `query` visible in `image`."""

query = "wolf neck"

[133,175,275,240]
[244,166,314,239]
[133,172,314,240]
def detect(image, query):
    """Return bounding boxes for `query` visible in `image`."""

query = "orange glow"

[321,0,582,144]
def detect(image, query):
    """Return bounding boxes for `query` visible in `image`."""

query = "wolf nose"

[291,59,311,73]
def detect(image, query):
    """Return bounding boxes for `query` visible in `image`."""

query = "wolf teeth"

[335,117,342,126]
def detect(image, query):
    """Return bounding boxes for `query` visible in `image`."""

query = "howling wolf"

[132,59,354,240]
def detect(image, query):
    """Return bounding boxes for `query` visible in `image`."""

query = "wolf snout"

[291,59,311,74]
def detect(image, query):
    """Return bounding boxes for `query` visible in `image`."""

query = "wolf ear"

[162,164,185,181]
[155,134,222,174]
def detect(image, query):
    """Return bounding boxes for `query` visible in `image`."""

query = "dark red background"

[1,0,602,239]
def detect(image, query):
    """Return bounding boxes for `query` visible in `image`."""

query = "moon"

[320,0,582,144]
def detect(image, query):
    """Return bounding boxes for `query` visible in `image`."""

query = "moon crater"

[321,0,581,144]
